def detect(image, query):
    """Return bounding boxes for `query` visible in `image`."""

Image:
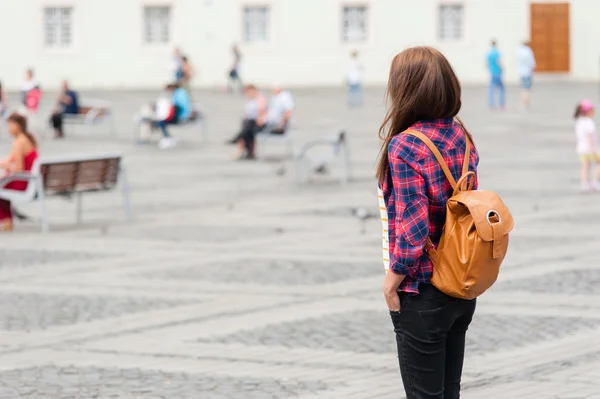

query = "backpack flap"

[450,190,514,258]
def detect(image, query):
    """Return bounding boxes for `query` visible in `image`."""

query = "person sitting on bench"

[156,83,192,150]
[231,84,267,160]
[265,85,294,134]
[49,80,79,139]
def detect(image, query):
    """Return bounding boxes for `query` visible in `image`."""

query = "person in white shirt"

[574,100,599,193]
[517,41,536,108]
[347,51,363,107]
[266,86,294,134]
[575,100,600,193]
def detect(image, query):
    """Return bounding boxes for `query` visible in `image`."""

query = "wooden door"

[530,3,570,72]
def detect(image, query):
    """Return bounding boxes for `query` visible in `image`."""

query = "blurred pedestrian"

[486,40,505,110]
[173,47,184,84]
[227,45,242,94]
[49,80,79,139]
[378,47,479,399]
[181,56,194,97]
[574,100,599,193]
[347,50,363,107]
[20,68,42,132]
[0,82,8,119]
[0,113,39,231]
[517,41,536,108]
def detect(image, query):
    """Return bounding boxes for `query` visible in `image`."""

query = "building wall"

[0,0,598,90]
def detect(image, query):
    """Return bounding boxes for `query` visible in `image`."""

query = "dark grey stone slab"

[200,311,600,356]
[0,293,195,332]
[0,249,109,269]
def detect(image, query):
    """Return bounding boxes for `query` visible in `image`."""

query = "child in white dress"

[574,100,599,192]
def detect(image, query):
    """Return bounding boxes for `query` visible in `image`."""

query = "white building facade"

[0,0,597,90]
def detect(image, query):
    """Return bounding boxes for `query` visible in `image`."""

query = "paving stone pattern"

[0,293,194,332]
[142,259,380,285]
[201,311,600,356]
[0,85,599,398]
[0,366,332,399]
[0,249,107,270]
[496,269,600,295]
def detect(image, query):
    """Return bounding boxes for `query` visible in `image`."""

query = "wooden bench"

[0,153,131,233]
[45,99,116,138]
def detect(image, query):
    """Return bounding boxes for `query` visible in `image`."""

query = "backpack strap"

[404,130,457,189]
[462,136,471,176]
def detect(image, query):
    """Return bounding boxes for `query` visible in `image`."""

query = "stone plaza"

[0,84,599,398]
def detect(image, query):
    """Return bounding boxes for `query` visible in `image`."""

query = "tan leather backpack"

[405,130,514,300]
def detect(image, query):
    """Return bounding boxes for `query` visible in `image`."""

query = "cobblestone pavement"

[0,84,599,398]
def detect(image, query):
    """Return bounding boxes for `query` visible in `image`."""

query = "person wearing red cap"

[574,99,599,193]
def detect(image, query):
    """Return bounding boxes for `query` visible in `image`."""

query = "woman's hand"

[383,271,405,311]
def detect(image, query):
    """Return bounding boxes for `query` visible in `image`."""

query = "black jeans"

[390,283,476,399]
[50,112,64,137]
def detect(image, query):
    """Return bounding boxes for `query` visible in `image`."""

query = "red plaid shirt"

[381,118,479,294]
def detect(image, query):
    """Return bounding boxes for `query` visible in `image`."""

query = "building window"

[439,4,464,41]
[144,6,171,44]
[343,6,368,42]
[44,7,73,48]
[243,6,269,43]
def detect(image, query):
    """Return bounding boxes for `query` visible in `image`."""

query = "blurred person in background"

[173,47,185,84]
[0,82,8,119]
[21,68,42,113]
[227,45,242,94]
[486,40,505,110]
[230,84,266,160]
[0,113,39,231]
[574,100,599,193]
[266,85,294,134]
[49,80,79,139]
[156,83,192,150]
[20,68,42,133]
[347,50,363,107]
[517,41,536,109]
[181,56,194,98]
[379,46,479,399]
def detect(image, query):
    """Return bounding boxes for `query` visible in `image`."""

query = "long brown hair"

[7,113,37,148]
[376,46,471,183]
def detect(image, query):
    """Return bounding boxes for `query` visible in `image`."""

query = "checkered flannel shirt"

[380,118,479,294]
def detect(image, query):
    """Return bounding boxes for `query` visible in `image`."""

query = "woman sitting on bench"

[0,113,39,231]
[155,83,192,150]
[231,85,267,160]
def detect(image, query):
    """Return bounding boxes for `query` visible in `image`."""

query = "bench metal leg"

[120,165,133,222]
[36,177,49,233]
[76,192,83,224]
[339,141,352,186]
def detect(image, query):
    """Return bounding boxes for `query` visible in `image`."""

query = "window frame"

[242,4,270,44]
[437,1,468,43]
[341,3,369,44]
[142,4,173,46]
[39,2,77,53]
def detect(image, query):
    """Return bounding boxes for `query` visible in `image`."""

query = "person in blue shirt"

[487,40,505,110]
[156,83,192,149]
[49,80,79,139]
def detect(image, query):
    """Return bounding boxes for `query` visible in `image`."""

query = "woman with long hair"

[378,47,479,398]
[0,113,39,231]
